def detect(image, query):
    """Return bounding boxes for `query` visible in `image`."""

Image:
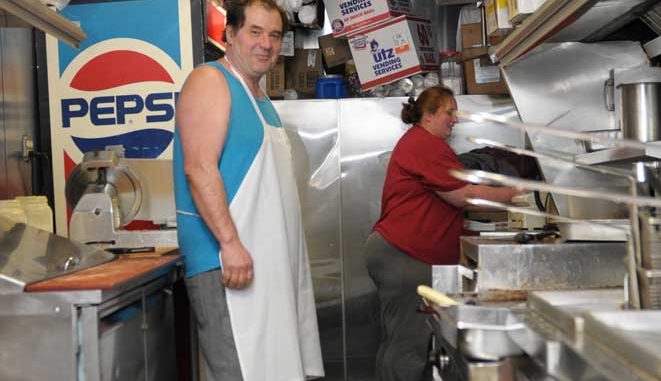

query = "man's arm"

[176,65,253,289]
[436,184,522,208]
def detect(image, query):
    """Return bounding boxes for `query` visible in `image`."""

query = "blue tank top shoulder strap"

[203,61,282,127]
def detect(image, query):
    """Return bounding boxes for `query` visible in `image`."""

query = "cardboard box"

[508,0,545,24]
[485,0,511,37]
[461,23,483,50]
[319,34,353,68]
[286,49,323,97]
[265,57,285,98]
[324,0,414,37]
[348,16,438,90]
[464,57,508,95]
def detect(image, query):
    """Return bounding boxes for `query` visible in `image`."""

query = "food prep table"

[0,223,185,381]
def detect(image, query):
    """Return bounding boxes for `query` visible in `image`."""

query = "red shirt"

[373,125,467,265]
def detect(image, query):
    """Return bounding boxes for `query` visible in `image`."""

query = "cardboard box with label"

[485,0,511,37]
[265,57,285,98]
[347,16,438,90]
[286,49,323,97]
[508,0,545,24]
[323,0,414,37]
[461,22,483,49]
[464,56,508,95]
[319,34,353,68]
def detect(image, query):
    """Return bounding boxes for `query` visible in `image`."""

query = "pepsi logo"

[56,39,184,159]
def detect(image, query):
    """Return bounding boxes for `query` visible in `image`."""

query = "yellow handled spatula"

[417,285,459,307]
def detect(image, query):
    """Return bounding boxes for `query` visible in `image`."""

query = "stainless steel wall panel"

[0,11,7,199]
[450,95,524,154]
[338,98,406,379]
[0,13,35,198]
[273,100,344,379]
[502,42,648,216]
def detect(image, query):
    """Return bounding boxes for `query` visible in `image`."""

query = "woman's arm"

[436,184,522,208]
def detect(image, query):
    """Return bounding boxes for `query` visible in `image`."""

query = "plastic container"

[440,51,464,95]
[316,75,347,99]
[15,196,54,233]
[0,200,28,225]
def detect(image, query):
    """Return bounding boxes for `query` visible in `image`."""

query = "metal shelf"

[0,0,85,48]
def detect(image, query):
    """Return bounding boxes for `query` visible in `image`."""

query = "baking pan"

[527,289,624,340]
[584,311,661,380]
[431,304,524,361]
[638,267,661,309]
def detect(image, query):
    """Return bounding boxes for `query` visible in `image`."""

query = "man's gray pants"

[186,269,244,381]
[365,231,433,381]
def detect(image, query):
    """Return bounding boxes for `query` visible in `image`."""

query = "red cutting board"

[25,248,180,292]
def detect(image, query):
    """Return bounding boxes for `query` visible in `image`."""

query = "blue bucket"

[316,75,347,99]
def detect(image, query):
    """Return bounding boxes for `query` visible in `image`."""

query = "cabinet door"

[145,289,177,381]
[99,299,146,381]
[99,289,176,381]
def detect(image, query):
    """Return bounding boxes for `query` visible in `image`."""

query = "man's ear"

[225,26,235,45]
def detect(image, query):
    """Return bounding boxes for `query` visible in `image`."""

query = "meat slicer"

[65,146,177,248]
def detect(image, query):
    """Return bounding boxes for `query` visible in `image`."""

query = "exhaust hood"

[0,0,85,48]
[490,0,659,66]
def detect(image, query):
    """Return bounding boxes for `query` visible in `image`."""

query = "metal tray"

[431,304,524,361]
[552,219,629,241]
[584,311,661,380]
[638,267,661,309]
[640,214,661,269]
[527,289,624,340]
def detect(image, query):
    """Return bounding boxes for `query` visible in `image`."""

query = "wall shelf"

[0,0,85,48]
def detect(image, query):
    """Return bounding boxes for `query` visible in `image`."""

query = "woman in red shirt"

[366,86,521,381]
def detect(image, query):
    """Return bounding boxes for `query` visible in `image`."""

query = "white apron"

[222,60,324,381]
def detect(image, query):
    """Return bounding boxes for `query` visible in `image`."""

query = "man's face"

[227,4,283,78]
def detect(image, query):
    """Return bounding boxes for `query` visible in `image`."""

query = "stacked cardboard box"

[323,0,415,37]
[457,23,508,95]
[485,0,511,37]
[319,33,353,69]
[508,0,546,24]
[347,16,439,90]
[286,49,324,98]
[265,57,285,98]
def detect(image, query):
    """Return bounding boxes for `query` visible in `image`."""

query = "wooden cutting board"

[25,247,180,292]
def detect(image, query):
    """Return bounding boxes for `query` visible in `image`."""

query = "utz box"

[325,0,414,37]
[348,16,438,90]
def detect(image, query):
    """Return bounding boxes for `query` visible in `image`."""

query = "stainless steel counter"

[0,255,182,381]
[428,285,661,381]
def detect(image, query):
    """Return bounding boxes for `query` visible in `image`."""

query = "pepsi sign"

[45,0,194,235]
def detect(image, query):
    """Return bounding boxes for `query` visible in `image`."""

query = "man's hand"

[220,240,254,289]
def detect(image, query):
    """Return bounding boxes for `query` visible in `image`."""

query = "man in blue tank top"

[173,0,324,380]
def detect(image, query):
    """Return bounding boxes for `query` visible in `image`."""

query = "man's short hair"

[222,0,288,42]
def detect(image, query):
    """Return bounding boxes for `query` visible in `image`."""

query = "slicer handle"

[417,285,459,307]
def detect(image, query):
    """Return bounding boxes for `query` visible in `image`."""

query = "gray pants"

[185,269,243,381]
[365,232,433,381]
